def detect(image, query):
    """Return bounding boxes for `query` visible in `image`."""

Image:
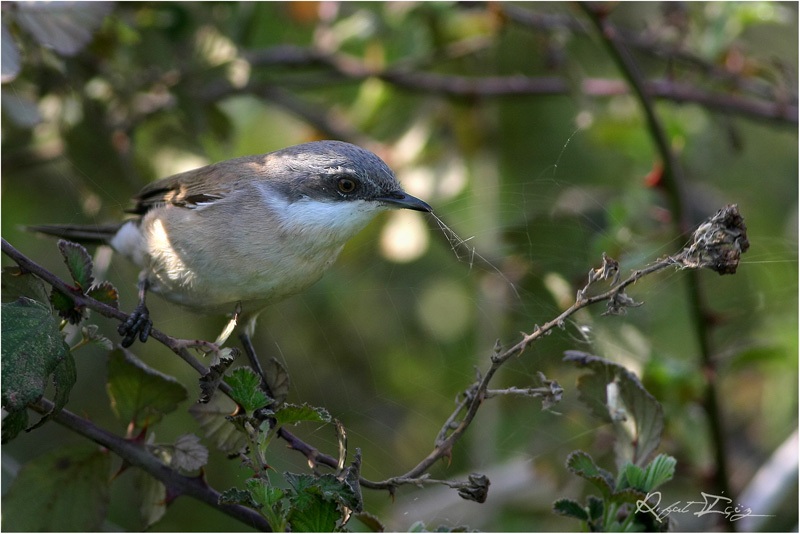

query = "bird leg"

[118,273,153,347]
[214,302,242,347]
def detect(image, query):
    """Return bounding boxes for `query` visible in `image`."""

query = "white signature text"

[635,491,773,523]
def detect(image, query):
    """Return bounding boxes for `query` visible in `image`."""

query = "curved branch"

[366,204,748,490]
[28,398,271,531]
[580,4,733,524]
[4,201,748,501]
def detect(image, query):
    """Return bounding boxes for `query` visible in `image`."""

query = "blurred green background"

[2,2,797,531]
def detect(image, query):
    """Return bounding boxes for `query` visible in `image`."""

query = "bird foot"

[118,303,153,347]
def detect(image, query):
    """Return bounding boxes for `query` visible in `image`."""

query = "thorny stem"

[27,398,272,532]
[3,204,748,507]
[581,3,734,519]
[366,204,748,490]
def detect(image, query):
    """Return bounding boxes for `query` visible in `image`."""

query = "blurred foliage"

[1,1,797,531]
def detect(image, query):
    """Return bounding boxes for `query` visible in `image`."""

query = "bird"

[30,140,432,347]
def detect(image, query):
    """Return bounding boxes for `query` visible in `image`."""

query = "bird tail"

[26,223,123,245]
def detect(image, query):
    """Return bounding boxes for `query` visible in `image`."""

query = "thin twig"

[366,204,748,490]
[4,203,748,502]
[235,44,797,125]
[580,4,733,525]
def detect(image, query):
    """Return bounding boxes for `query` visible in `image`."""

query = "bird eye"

[337,177,357,194]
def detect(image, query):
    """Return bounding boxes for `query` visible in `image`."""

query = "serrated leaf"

[136,470,167,529]
[58,240,94,291]
[246,478,285,509]
[641,454,676,492]
[189,394,247,453]
[286,489,339,533]
[1,267,50,305]
[87,281,119,309]
[219,487,260,509]
[263,357,290,407]
[553,498,589,520]
[565,451,614,499]
[1,445,111,531]
[28,351,77,431]
[225,367,270,413]
[50,287,83,324]
[564,351,664,466]
[620,462,645,491]
[106,348,187,428]
[286,473,360,512]
[81,324,113,350]
[586,495,604,521]
[274,403,331,427]
[1,297,71,438]
[199,350,236,403]
[612,486,648,506]
[165,434,209,472]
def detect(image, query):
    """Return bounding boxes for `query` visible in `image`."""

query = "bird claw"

[118,303,152,347]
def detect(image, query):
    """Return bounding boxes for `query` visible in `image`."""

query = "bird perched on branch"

[31,140,432,347]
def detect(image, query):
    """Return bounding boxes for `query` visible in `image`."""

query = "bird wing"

[127,155,269,215]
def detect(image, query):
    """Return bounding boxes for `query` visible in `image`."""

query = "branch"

[365,204,749,491]
[3,203,748,503]
[580,4,735,522]
[28,398,272,532]
[0,238,344,496]
[236,45,797,125]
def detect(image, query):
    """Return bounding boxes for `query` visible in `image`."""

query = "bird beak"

[377,191,432,212]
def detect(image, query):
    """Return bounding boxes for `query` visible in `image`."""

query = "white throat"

[260,185,386,246]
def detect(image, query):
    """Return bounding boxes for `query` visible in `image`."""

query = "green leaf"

[219,487,260,509]
[1,267,50,305]
[106,348,188,428]
[586,495,604,521]
[86,281,119,308]
[58,239,94,291]
[1,297,72,439]
[29,350,78,431]
[225,367,270,412]
[287,491,339,533]
[564,351,664,466]
[565,451,614,499]
[274,403,332,428]
[552,498,589,520]
[641,454,676,492]
[80,324,113,351]
[620,462,645,491]
[286,472,360,513]
[2,445,111,531]
[1,409,28,443]
[188,394,247,453]
[50,287,82,323]
[246,478,285,509]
